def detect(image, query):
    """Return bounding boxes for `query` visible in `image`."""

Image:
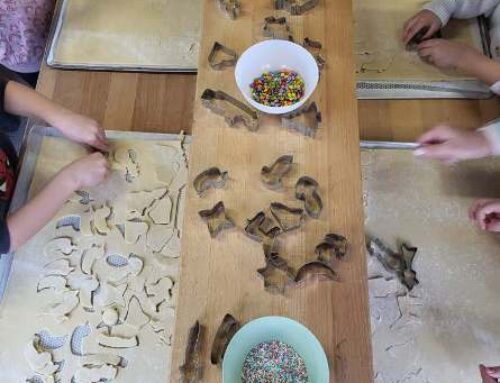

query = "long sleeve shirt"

[424,0,500,94]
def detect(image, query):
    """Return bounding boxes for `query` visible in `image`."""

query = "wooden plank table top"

[35,63,197,134]
[169,1,373,383]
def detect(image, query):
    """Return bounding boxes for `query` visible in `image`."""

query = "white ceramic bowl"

[235,40,319,115]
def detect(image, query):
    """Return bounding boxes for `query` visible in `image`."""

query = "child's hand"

[402,10,442,45]
[469,200,500,232]
[480,365,500,383]
[414,125,492,164]
[417,39,482,70]
[61,152,110,190]
[53,110,109,152]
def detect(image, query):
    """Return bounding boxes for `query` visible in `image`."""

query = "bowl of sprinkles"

[222,316,329,383]
[235,40,319,115]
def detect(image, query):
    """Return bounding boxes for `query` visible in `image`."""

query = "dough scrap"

[24,336,58,375]
[148,196,173,225]
[145,276,174,308]
[81,353,122,367]
[93,205,112,235]
[44,237,75,258]
[44,259,75,276]
[45,290,80,320]
[124,220,149,244]
[93,283,127,308]
[146,224,175,253]
[81,246,105,275]
[38,275,67,293]
[97,333,138,348]
[73,365,118,383]
[66,274,100,309]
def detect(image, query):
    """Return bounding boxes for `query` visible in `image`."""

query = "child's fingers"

[469,199,493,221]
[476,203,500,230]
[417,125,456,145]
[413,143,455,161]
[422,24,440,40]
[486,366,500,378]
[481,365,498,383]
[403,22,423,44]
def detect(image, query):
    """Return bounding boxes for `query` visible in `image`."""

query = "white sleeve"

[423,0,500,26]
[480,119,500,155]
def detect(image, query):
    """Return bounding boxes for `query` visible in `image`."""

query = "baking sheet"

[362,148,500,382]
[0,125,191,383]
[46,0,202,72]
[354,0,492,99]
[0,126,190,300]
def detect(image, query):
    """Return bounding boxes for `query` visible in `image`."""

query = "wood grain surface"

[36,64,196,134]
[35,64,500,142]
[169,1,373,383]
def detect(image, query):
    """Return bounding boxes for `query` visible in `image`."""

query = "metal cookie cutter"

[263,16,294,41]
[217,0,240,20]
[281,102,321,138]
[208,42,238,70]
[303,37,326,70]
[201,89,259,132]
[274,0,319,15]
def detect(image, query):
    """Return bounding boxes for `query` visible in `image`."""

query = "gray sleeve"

[423,0,500,26]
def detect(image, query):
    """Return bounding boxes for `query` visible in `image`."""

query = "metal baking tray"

[362,142,500,381]
[356,17,493,100]
[45,0,201,73]
[0,125,190,300]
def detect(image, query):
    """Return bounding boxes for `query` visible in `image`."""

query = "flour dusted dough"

[0,135,189,383]
[51,0,201,70]
[363,150,500,383]
[354,0,482,81]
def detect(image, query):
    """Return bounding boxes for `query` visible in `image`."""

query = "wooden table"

[33,3,500,383]
[36,65,500,142]
[169,1,373,382]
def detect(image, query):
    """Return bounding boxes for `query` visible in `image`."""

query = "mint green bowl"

[222,316,330,383]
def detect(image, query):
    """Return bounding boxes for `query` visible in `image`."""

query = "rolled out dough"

[354,0,483,81]
[362,150,500,383]
[50,0,202,70]
[0,134,189,383]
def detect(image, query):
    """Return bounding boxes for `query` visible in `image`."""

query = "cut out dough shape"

[102,307,120,326]
[44,259,75,276]
[27,376,55,383]
[94,255,143,284]
[150,306,175,346]
[145,276,174,308]
[93,283,127,308]
[148,196,173,225]
[124,221,149,244]
[44,237,75,258]
[66,274,99,309]
[159,230,181,258]
[93,205,112,235]
[38,275,67,293]
[73,365,118,383]
[81,246,105,275]
[97,333,138,348]
[45,290,80,320]
[81,354,122,367]
[127,189,166,216]
[24,336,58,375]
[79,208,94,237]
[146,225,175,252]
[124,296,150,329]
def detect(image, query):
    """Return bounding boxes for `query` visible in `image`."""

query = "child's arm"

[403,0,500,44]
[4,81,108,151]
[6,152,109,252]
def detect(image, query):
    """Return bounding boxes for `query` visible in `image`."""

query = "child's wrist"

[457,49,485,74]
[56,166,81,192]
